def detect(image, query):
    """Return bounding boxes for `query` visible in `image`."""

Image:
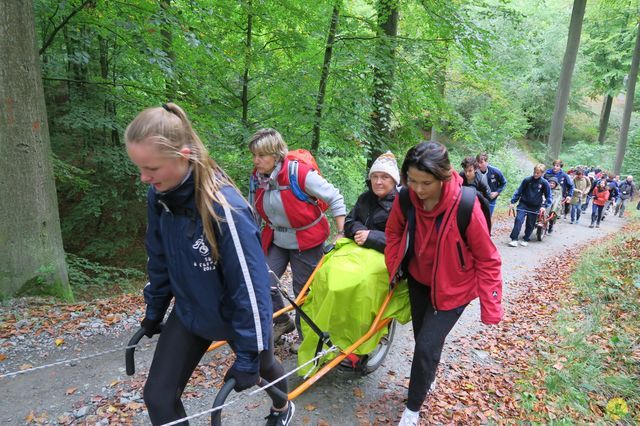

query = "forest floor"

[0,208,631,425]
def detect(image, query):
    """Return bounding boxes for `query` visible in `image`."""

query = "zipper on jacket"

[456,241,466,269]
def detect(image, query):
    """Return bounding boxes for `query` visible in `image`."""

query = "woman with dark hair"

[385,141,503,426]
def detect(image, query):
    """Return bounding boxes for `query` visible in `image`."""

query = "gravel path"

[0,211,627,425]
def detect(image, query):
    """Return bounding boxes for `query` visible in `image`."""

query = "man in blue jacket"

[544,159,574,218]
[508,164,552,247]
[476,153,508,216]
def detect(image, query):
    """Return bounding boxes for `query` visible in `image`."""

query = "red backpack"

[285,149,329,212]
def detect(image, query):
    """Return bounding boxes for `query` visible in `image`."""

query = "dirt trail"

[0,211,627,425]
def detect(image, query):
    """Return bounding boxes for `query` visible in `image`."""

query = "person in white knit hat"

[344,151,400,252]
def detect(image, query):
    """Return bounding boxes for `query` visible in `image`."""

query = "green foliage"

[32,0,639,277]
[66,254,145,300]
[520,229,640,422]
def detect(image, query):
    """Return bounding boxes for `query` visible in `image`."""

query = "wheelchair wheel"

[361,320,397,375]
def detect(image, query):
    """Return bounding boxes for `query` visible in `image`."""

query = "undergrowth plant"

[521,222,640,423]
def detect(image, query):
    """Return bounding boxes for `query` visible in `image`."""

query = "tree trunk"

[311,2,340,154]
[160,0,176,99]
[613,22,640,175]
[0,0,71,299]
[546,0,587,163]
[241,0,253,128]
[430,55,448,143]
[368,0,399,168]
[99,35,119,145]
[597,93,613,144]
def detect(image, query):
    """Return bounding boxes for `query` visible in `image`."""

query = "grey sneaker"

[265,402,295,426]
[273,318,295,341]
[508,240,518,247]
[520,241,529,247]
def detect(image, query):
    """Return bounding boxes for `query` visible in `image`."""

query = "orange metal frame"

[205,255,396,400]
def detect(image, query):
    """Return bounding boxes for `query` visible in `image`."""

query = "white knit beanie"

[368,151,400,185]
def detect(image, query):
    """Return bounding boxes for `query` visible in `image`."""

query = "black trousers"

[143,311,288,425]
[407,277,465,411]
[267,243,324,336]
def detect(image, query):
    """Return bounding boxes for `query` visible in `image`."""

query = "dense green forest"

[3,0,640,298]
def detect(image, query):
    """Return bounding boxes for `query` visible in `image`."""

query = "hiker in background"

[508,164,552,247]
[582,170,597,212]
[570,168,590,224]
[344,152,400,253]
[614,175,635,218]
[590,178,610,228]
[546,177,563,234]
[248,129,346,352]
[385,141,502,426]
[476,153,507,216]
[544,160,573,219]
[459,156,492,205]
[125,104,293,425]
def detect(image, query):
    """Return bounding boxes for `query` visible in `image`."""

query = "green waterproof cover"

[297,238,411,376]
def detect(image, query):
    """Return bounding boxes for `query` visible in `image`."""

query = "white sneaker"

[398,408,419,426]
[520,241,529,247]
[508,240,518,247]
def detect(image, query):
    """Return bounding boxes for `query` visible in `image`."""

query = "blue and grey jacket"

[544,168,574,198]
[144,172,272,373]
[480,165,507,198]
[511,176,552,210]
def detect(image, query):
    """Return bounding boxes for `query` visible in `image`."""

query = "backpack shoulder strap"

[399,186,411,217]
[457,186,476,243]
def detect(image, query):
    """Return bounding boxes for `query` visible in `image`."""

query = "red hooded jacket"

[384,173,503,324]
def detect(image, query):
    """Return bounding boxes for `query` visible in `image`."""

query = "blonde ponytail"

[125,102,240,260]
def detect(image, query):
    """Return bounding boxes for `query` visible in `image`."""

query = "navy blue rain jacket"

[144,173,272,373]
[510,176,552,210]
[483,165,507,196]
[544,169,574,198]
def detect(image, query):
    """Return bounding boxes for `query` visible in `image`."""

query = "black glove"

[224,365,259,392]
[141,317,162,338]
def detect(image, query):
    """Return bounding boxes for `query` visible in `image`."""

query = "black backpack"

[398,185,491,246]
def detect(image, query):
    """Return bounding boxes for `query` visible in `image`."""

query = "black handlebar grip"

[125,327,146,376]
[211,378,236,426]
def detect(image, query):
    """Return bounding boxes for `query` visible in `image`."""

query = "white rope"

[0,343,141,379]
[160,345,340,426]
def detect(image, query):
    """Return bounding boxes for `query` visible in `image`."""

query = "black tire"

[536,225,544,241]
[361,320,397,375]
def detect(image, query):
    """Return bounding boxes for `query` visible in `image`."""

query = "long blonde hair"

[124,102,236,260]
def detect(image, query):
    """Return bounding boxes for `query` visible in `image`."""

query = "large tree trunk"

[160,0,176,99]
[368,0,399,168]
[310,2,340,154]
[241,0,253,128]
[597,93,613,144]
[546,0,587,163]
[99,35,119,145]
[613,22,640,175]
[0,0,71,299]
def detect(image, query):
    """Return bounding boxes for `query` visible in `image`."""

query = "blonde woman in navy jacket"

[126,103,294,426]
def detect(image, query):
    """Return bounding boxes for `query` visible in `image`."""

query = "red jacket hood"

[410,171,461,219]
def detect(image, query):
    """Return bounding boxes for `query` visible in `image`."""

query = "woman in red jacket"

[385,142,503,426]
[589,179,610,228]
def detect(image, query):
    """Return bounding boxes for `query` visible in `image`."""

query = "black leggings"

[143,311,288,425]
[407,277,465,411]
